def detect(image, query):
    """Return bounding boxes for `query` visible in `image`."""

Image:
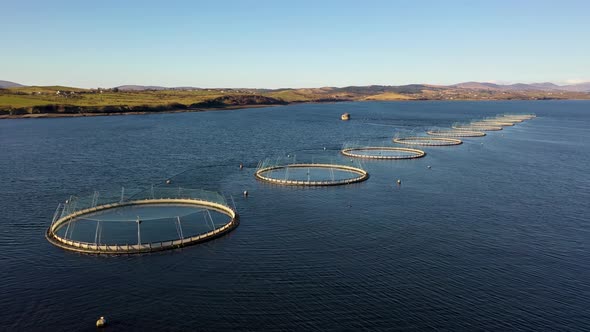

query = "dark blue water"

[1,101,589,331]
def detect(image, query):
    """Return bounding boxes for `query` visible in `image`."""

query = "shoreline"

[0,103,284,120]
[0,98,584,120]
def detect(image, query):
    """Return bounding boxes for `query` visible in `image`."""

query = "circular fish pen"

[493,114,535,122]
[46,187,238,254]
[426,130,486,137]
[452,124,503,131]
[393,137,463,146]
[473,120,515,126]
[341,146,426,159]
[255,162,368,186]
[255,153,369,186]
[495,118,523,123]
[501,114,536,120]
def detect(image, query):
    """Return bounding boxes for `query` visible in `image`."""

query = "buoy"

[396,179,402,185]
[166,179,171,184]
[243,190,248,197]
[323,147,326,150]
[239,163,243,170]
[96,316,107,327]
[427,165,432,169]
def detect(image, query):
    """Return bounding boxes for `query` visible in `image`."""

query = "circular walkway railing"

[393,137,463,146]
[427,130,486,137]
[341,146,426,159]
[46,198,238,254]
[255,163,369,186]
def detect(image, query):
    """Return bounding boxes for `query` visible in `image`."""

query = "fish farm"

[46,113,536,254]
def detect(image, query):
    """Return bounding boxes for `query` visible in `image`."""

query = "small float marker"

[396,179,402,185]
[239,163,244,170]
[166,179,171,184]
[427,165,432,169]
[243,190,248,197]
[96,316,107,327]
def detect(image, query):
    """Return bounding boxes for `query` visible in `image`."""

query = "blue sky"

[1,0,589,88]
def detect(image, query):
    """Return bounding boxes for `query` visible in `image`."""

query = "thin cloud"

[486,80,514,85]
[563,79,589,85]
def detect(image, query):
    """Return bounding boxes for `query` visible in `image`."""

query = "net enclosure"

[46,187,238,254]
[452,124,503,131]
[498,114,536,120]
[393,137,463,146]
[426,130,486,137]
[255,155,369,186]
[341,146,425,159]
[471,120,515,126]
[487,114,536,123]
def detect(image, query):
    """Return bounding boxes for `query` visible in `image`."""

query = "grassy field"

[0,85,327,111]
[0,88,227,109]
[9,86,88,93]
[264,89,319,102]
[363,92,414,100]
[0,95,58,108]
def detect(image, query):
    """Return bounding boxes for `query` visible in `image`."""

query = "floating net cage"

[493,118,524,123]
[426,129,486,137]
[490,114,536,123]
[393,136,463,146]
[472,120,515,127]
[341,142,425,160]
[448,113,536,132]
[255,153,368,186]
[499,114,536,120]
[452,123,503,131]
[46,187,238,254]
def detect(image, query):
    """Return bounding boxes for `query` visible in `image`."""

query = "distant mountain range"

[0,80,24,89]
[2,80,589,92]
[451,81,590,92]
[111,82,590,93]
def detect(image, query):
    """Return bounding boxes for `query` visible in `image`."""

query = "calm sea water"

[0,101,589,331]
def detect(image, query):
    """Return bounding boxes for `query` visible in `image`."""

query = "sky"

[1,0,589,88]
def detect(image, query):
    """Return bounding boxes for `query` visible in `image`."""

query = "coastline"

[0,104,281,120]
[0,97,583,120]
